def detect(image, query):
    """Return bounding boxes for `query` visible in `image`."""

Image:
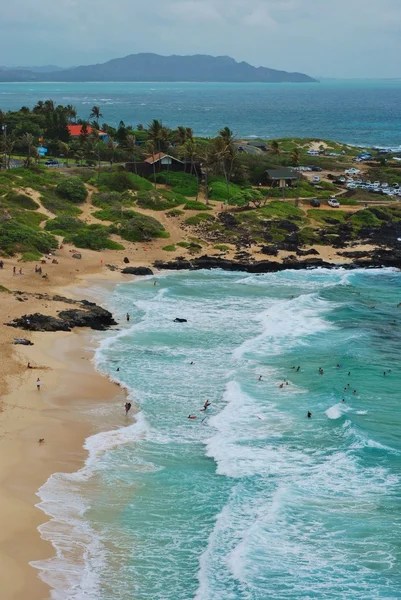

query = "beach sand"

[0,226,381,598]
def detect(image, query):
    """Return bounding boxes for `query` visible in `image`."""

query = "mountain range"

[0,54,316,83]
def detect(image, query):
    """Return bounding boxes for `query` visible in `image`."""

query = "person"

[384,371,386,376]
[344,387,347,392]
[19,268,22,275]
[116,367,120,372]
[126,313,130,322]
[27,362,32,369]
[279,383,284,389]
[36,378,41,391]
[342,399,346,403]
[319,368,324,375]
[154,281,157,286]
[13,266,16,275]
[190,361,195,365]
[188,415,197,419]
[296,366,300,372]
[336,364,341,368]
[348,371,351,376]
[38,438,45,444]
[124,402,132,416]
[353,390,357,394]
[258,375,263,381]
[0,260,3,269]
[307,411,312,418]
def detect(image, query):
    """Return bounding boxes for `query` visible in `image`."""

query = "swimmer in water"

[348,372,351,376]
[188,415,197,419]
[190,361,195,365]
[258,375,263,381]
[307,411,312,418]
[296,366,300,372]
[342,399,346,403]
[353,390,357,394]
[279,383,284,389]
[319,368,324,375]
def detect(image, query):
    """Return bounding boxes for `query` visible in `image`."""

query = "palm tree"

[125,134,138,174]
[147,119,170,153]
[59,141,71,166]
[270,140,280,154]
[89,106,103,127]
[216,127,237,205]
[145,141,158,188]
[106,135,117,168]
[22,133,37,167]
[291,147,300,207]
[175,126,187,146]
[65,104,77,122]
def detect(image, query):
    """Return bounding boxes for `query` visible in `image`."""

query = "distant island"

[0,54,317,83]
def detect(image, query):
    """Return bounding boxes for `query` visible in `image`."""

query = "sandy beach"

[0,231,382,599]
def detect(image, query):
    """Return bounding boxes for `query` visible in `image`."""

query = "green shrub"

[5,192,39,210]
[0,221,58,256]
[307,209,346,224]
[184,200,212,211]
[40,192,83,216]
[118,212,168,242]
[10,210,48,227]
[214,244,230,251]
[72,168,97,182]
[208,178,242,201]
[177,241,190,248]
[97,171,153,192]
[92,208,123,222]
[64,224,124,251]
[136,190,185,211]
[162,244,177,252]
[185,213,215,225]
[56,177,88,204]
[92,191,124,208]
[155,171,198,196]
[349,210,382,229]
[45,216,85,234]
[168,209,185,217]
[337,197,359,206]
[259,201,304,220]
[20,251,43,262]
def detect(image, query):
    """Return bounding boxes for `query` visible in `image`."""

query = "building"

[127,152,200,178]
[67,125,108,140]
[144,152,184,167]
[265,168,300,187]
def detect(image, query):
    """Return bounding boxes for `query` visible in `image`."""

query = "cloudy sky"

[2,0,401,78]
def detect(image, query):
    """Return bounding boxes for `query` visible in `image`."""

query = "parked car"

[310,198,321,207]
[345,168,361,175]
[328,198,340,208]
[309,166,323,172]
[312,176,320,183]
[44,159,60,166]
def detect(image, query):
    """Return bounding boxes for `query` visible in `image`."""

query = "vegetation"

[185,213,215,226]
[4,192,39,210]
[136,189,186,211]
[155,171,198,196]
[117,212,168,242]
[162,244,177,252]
[184,200,212,211]
[96,171,153,192]
[56,177,88,203]
[0,221,58,256]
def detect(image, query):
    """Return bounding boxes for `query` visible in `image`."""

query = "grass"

[259,201,304,220]
[167,209,185,217]
[155,171,198,196]
[4,192,40,210]
[19,251,43,261]
[40,192,83,216]
[162,244,177,252]
[307,209,347,224]
[177,241,190,248]
[214,244,230,250]
[184,200,212,211]
[96,171,153,192]
[136,190,186,211]
[208,178,242,201]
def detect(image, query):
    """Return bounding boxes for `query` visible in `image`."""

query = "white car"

[373,181,380,187]
[345,168,361,175]
[312,176,320,183]
[328,198,340,208]
[381,183,389,189]
[346,183,357,189]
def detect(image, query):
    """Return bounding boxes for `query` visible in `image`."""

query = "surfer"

[188,415,197,419]
[190,361,195,365]
[296,366,300,372]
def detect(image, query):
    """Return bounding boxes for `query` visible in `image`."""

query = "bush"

[11,210,48,227]
[155,171,198,196]
[184,200,212,211]
[168,209,185,217]
[0,221,58,256]
[118,212,168,242]
[349,210,382,229]
[20,251,43,262]
[64,224,124,251]
[162,244,177,252]
[97,171,153,192]
[45,216,85,234]
[208,178,242,201]
[92,191,124,209]
[185,213,215,225]
[56,177,88,204]
[40,192,83,216]
[214,244,230,251]
[5,192,39,210]
[136,190,185,211]
[177,241,190,248]
[259,201,304,220]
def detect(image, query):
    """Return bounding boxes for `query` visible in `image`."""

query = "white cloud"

[1,0,401,77]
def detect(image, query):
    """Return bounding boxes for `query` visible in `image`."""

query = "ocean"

[1,80,401,147]
[33,267,401,600]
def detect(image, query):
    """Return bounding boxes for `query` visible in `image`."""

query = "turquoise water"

[2,80,401,146]
[34,268,401,599]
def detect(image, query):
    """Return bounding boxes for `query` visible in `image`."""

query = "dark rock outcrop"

[123,257,130,264]
[261,245,279,256]
[296,248,320,256]
[122,266,154,276]
[154,255,334,273]
[7,305,117,332]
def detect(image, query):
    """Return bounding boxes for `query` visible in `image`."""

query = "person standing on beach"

[125,402,132,415]
[36,378,42,391]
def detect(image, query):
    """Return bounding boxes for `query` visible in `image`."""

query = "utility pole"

[2,124,6,169]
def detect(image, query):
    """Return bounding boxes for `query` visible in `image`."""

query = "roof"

[266,168,299,180]
[67,125,106,137]
[144,152,183,165]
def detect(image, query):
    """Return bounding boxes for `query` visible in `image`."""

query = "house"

[265,168,300,187]
[67,125,108,141]
[127,152,200,178]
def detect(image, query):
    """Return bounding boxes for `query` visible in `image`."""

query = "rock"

[123,257,130,264]
[296,248,319,256]
[106,264,118,271]
[154,256,335,273]
[6,305,117,332]
[72,253,82,259]
[338,250,370,259]
[173,318,187,323]
[122,267,154,276]
[261,245,279,256]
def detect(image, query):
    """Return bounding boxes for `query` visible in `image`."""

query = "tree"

[270,140,280,154]
[145,141,158,188]
[215,127,237,205]
[147,119,169,153]
[89,106,103,127]
[65,104,77,122]
[106,135,117,168]
[125,134,138,174]
[291,147,300,207]
[59,141,71,166]
[22,133,38,167]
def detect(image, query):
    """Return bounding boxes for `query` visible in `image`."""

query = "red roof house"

[67,125,107,138]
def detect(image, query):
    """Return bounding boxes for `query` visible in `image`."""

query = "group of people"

[188,399,211,419]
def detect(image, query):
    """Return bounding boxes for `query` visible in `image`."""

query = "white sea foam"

[325,403,344,420]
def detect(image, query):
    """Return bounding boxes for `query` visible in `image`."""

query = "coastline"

[0,258,129,600]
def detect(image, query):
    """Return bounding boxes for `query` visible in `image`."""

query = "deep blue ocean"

[33,268,401,600]
[1,80,401,146]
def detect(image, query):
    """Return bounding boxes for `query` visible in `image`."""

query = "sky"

[2,0,401,78]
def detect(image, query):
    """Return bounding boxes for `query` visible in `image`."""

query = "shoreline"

[0,264,129,599]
